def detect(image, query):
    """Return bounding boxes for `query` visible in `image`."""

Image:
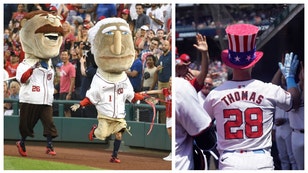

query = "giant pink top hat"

[221,23,263,69]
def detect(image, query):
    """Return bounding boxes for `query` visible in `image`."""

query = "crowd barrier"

[3,98,171,151]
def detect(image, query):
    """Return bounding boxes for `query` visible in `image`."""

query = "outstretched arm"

[71,97,92,111]
[278,52,300,110]
[193,34,210,88]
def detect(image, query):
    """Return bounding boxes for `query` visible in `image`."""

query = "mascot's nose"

[111,30,123,55]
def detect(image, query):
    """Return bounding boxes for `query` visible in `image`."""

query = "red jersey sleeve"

[79,97,93,107]
[20,68,34,83]
[190,78,204,92]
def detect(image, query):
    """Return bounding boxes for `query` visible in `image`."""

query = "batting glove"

[278,52,299,89]
[278,52,299,79]
[70,104,80,111]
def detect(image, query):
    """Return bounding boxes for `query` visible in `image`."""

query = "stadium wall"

[3,99,171,151]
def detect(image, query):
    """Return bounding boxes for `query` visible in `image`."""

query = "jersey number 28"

[223,107,263,139]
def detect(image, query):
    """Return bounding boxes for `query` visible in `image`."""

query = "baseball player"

[203,24,300,170]
[271,65,297,170]
[175,77,216,170]
[288,61,304,170]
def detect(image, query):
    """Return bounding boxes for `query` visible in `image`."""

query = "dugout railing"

[3,98,171,151]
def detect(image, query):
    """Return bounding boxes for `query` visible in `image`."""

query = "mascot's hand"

[131,93,145,103]
[278,52,299,79]
[70,104,80,111]
[134,93,145,100]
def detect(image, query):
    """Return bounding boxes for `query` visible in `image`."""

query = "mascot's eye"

[122,31,129,35]
[105,31,114,35]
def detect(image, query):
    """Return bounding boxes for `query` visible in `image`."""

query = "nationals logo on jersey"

[47,73,53,81]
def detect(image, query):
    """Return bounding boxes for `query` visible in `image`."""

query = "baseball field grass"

[4,156,100,170]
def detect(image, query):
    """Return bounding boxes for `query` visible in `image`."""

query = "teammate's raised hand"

[193,33,208,52]
[278,52,299,79]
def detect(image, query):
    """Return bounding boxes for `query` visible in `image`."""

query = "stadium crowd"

[3,3,172,120]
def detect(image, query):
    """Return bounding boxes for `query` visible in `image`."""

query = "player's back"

[204,79,292,152]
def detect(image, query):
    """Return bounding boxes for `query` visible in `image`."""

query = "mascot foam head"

[88,18,134,74]
[20,10,63,59]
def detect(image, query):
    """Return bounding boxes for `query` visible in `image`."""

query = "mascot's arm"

[20,62,41,83]
[131,93,145,103]
[80,97,93,107]
[20,68,34,83]
[70,97,93,111]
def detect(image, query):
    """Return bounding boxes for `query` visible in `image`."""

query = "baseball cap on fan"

[221,23,263,69]
[49,6,57,12]
[140,25,149,31]
[122,9,130,15]
[72,16,83,24]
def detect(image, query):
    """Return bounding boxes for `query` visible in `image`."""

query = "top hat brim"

[221,49,263,69]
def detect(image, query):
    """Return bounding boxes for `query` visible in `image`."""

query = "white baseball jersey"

[86,72,135,119]
[175,77,212,170]
[288,84,304,170]
[204,79,292,152]
[288,84,304,130]
[16,59,54,106]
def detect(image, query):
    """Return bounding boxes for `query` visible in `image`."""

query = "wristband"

[286,77,297,90]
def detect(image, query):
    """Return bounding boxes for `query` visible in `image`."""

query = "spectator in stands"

[142,54,158,91]
[138,29,155,50]
[93,4,117,22]
[146,4,164,33]
[134,25,149,50]
[9,80,20,100]
[26,4,48,12]
[120,9,135,36]
[59,50,76,117]
[61,21,75,52]
[70,47,83,100]
[4,4,17,29]
[3,81,12,112]
[76,23,91,43]
[154,40,171,123]
[65,4,79,25]
[156,28,166,44]
[4,29,12,53]
[79,49,98,118]
[129,3,138,21]
[126,49,143,92]
[5,51,20,78]
[73,4,95,21]
[141,76,172,161]
[11,4,27,25]
[135,4,150,33]
[161,3,172,32]
[140,37,161,67]
[71,15,84,34]
[48,5,69,24]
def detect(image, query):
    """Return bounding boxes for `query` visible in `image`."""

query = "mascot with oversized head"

[71,18,144,163]
[15,10,63,157]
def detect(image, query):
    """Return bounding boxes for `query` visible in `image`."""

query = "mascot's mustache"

[35,24,64,36]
